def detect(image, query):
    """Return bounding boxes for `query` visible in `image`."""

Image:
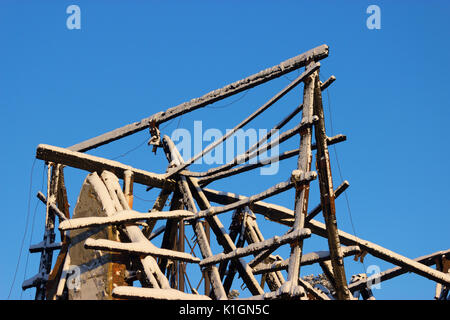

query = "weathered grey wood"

[147,225,166,241]
[68,45,329,152]
[112,286,211,300]
[29,241,63,253]
[162,136,265,296]
[37,191,68,222]
[84,238,200,263]
[34,164,58,299]
[208,189,450,288]
[348,249,450,292]
[187,177,265,296]
[158,189,184,274]
[189,75,336,179]
[313,74,352,299]
[58,209,194,231]
[308,219,450,287]
[143,186,172,237]
[298,277,331,300]
[36,144,175,190]
[243,212,285,291]
[197,134,346,185]
[166,62,321,178]
[252,246,361,274]
[285,64,316,291]
[305,180,349,223]
[162,136,228,299]
[199,228,311,268]
[100,171,171,289]
[191,172,317,220]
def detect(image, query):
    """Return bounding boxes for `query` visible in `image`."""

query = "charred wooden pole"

[312,74,351,299]
[189,75,336,179]
[165,62,321,178]
[163,136,265,296]
[34,164,58,299]
[161,137,228,299]
[284,62,317,293]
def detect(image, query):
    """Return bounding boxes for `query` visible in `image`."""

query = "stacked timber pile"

[22,45,450,300]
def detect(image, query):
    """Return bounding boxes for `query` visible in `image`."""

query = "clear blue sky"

[1,0,449,300]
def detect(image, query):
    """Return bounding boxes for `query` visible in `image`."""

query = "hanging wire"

[111,136,149,160]
[206,88,251,109]
[8,158,37,299]
[20,164,46,300]
[20,163,45,300]
[326,87,367,272]
[133,194,156,203]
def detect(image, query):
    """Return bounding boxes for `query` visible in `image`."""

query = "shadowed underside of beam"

[36,144,174,190]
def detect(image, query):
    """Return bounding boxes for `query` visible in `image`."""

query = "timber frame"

[24,44,450,300]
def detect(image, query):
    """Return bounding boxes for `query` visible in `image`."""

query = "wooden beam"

[348,249,450,292]
[68,45,329,152]
[285,64,316,290]
[312,74,351,299]
[166,62,321,178]
[58,209,194,231]
[84,238,200,263]
[36,144,174,190]
[252,246,361,275]
[199,228,311,268]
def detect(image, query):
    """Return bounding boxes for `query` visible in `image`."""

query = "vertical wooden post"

[313,74,351,300]
[204,221,211,296]
[285,63,316,290]
[123,170,134,208]
[35,163,58,300]
[178,219,185,291]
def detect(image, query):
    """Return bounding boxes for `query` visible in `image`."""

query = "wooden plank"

[284,64,316,291]
[84,238,200,263]
[199,228,311,268]
[36,144,174,190]
[348,249,450,292]
[58,209,194,231]
[112,286,211,300]
[68,45,329,152]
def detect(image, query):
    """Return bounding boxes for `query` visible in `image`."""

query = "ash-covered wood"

[27,44,449,301]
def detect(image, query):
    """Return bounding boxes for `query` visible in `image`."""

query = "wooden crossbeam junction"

[252,246,361,274]
[184,75,336,179]
[36,144,174,190]
[166,63,321,178]
[199,228,311,268]
[202,188,450,287]
[164,136,265,296]
[196,134,346,186]
[348,249,450,292]
[27,44,448,300]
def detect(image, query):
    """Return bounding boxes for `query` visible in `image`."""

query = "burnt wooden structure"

[23,45,450,300]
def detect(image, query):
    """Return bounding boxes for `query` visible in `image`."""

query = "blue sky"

[1,0,449,300]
